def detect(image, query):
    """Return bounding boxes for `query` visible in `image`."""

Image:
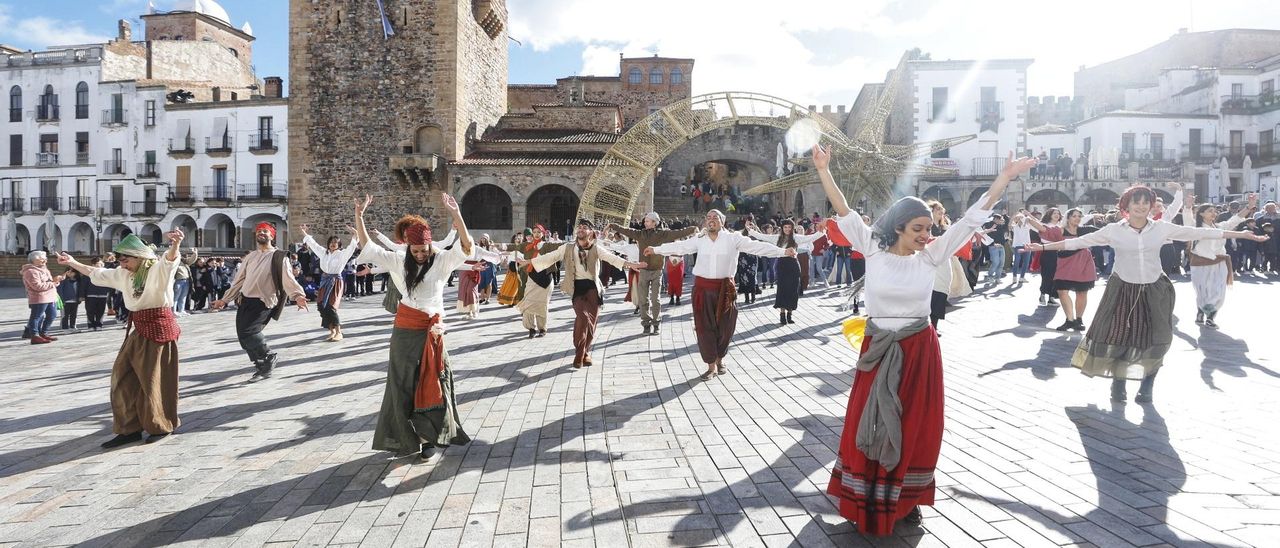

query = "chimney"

[264,76,283,98]
[837,105,846,113]
[117,19,132,42]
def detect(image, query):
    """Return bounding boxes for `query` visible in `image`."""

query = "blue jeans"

[987,244,1006,278]
[810,253,829,284]
[1012,246,1032,278]
[173,279,190,313]
[27,302,56,336]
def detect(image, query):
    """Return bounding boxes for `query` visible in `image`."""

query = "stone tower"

[288,0,509,237]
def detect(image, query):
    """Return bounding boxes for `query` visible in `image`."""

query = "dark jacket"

[57,277,84,303]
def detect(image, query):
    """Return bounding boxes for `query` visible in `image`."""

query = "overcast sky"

[5,1,1279,107]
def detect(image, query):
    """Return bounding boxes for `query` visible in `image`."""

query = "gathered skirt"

[1190,262,1229,315]
[372,327,470,456]
[1071,275,1174,380]
[497,272,521,306]
[828,327,943,536]
[774,257,801,310]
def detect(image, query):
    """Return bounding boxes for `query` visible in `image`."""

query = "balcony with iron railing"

[926,102,956,123]
[29,197,60,212]
[36,152,59,167]
[103,160,124,174]
[168,137,195,154]
[1179,143,1220,164]
[101,108,127,126]
[1123,148,1178,164]
[975,101,1003,123]
[76,151,89,165]
[99,200,126,216]
[1220,93,1280,115]
[204,185,234,202]
[206,135,233,155]
[972,157,1002,177]
[36,103,59,122]
[137,162,160,178]
[1257,140,1280,166]
[1224,145,1251,169]
[248,132,278,152]
[237,182,287,202]
[8,108,20,122]
[0,198,21,213]
[168,189,195,203]
[130,201,168,217]
[67,196,92,213]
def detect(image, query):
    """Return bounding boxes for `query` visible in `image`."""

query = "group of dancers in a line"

[53,147,1267,536]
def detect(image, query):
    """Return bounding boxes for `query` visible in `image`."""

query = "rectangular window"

[212,167,228,199]
[9,135,20,166]
[39,134,58,154]
[76,131,89,164]
[1263,79,1275,97]
[258,116,273,134]
[175,165,191,199]
[930,87,949,122]
[258,163,273,187]
[40,179,58,199]
[1149,133,1164,160]
[1262,130,1275,159]
[1188,128,1201,158]
[1121,133,1135,159]
[76,179,88,198]
[145,100,156,127]
[1231,83,1244,98]
[1083,137,1091,154]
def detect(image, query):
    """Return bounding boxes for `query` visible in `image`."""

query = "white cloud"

[0,6,111,49]
[508,0,1280,105]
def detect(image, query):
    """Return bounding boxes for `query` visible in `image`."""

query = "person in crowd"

[22,250,63,344]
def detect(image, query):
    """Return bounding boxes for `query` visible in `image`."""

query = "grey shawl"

[855,317,931,471]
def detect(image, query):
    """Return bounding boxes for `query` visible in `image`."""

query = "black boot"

[1071,319,1085,332]
[1195,311,1204,325]
[1135,373,1156,403]
[528,329,536,339]
[251,353,277,381]
[786,311,794,324]
[1110,378,1127,402]
[780,312,787,325]
[1055,319,1074,331]
[652,323,660,335]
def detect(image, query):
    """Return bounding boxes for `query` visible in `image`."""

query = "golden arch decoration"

[577,91,850,225]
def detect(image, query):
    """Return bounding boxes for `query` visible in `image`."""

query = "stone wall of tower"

[287,0,508,239]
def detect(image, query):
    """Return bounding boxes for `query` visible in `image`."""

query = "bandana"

[255,222,277,238]
[576,218,595,230]
[534,224,547,236]
[405,223,432,246]
[113,234,158,298]
[522,228,533,236]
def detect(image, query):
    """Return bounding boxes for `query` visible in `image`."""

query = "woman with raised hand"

[817,145,1035,535]
[1028,184,1268,403]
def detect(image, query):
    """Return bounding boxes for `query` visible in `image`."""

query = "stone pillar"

[511,203,528,232]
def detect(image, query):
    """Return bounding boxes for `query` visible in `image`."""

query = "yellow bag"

[842,316,867,349]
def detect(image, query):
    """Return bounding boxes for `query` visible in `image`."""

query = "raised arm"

[441,193,473,257]
[648,236,700,257]
[373,229,406,252]
[813,145,851,217]
[353,194,373,249]
[163,228,184,263]
[736,233,795,258]
[607,224,641,241]
[978,151,1036,210]
[794,230,825,245]
[299,224,327,256]
[1032,224,1113,252]
[529,245,567,272]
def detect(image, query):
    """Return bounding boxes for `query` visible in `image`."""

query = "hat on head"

[644,211,660,223]
[113,234,158,260]
[522,228,533,236]
[576,218,595,230]
[255,222,277,238]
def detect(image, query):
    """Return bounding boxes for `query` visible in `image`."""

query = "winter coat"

[21,264,58,305]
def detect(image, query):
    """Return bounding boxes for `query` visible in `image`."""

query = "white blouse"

[745,228,825,250]
[1010,222,1034,247]
[1059,220,1223,284]
[1179,209,1248,260]
[358,240,471,316]
[89,254,180,311]
[836,196,994,330]
[302,235,359,275]
[374,230,458,254]
[650,230,788,279]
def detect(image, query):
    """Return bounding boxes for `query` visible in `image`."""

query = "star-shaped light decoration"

[744,51,975,209]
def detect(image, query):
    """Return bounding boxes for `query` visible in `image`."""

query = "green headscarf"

[114,234,158,297]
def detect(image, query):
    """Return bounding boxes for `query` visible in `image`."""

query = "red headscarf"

[255,222,276,238]
[404,223,432,246]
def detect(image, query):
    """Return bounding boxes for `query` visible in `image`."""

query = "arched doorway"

[1026,189,1073,210]
[205,214,236,249]
[102,223,132,252]
[527,184,579,238]
[171,214,198,245]
[460,184,512,230]
[1080,188,1120,211]
[68,222,95,254]
[243,213,286,250]
[793,189,805,218]
[35,225,64,252]
[141,223,164,245]
[921,186,959,215]
[415,125,444,155]
[15,224,31,254]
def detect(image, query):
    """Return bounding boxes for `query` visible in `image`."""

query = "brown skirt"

[1071,275,1174,380]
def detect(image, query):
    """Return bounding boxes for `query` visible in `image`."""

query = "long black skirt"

[1039,252,1058,296]
[775,256,801,311]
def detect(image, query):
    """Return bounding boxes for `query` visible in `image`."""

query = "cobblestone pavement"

[1,272,1278,547]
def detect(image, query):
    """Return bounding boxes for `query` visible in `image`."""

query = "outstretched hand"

[299,224,311,237]
[811,144,831,171]
[441,193,459,212]
[166,228,184,246]
[1000,150,1037,179]
[346,225,357,235]
[56,252,72,265]
[294,296,309,311]
[355,194,372,215]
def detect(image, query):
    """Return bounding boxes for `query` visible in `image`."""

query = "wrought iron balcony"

[99,200,127,216]
[102,160,124,174]
[0,198,22,213]
[67,196,92,213]
[204,185,234,201]
[30,197,60,212]
[101,108,127,126]
[76,151,89,165]
[168,189,195,202]
[1179,143,1219,164]
[206,135,234,154]
[8,107,20,122]
[168,137,195,154]
[75,104,88,119]
[130,201,168,216]
[971,157,1002,177]
[36,152,59,167]
[137,162,160,178]
[1220,93,1280,115]
[248,132,278,152]
[1125,148,1178,164]
[237,182,287,202]
[36,104,59,121]
[926,102,956,123]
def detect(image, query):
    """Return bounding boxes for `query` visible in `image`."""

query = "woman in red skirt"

[665,255,685,305]
[817,146,1036,535]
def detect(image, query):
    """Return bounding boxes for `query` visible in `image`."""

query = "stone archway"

[578,92,848,225]
[527,184,580,238]
[204,214,236,249]
[14,224,31,255]
[102,223,132,252]
[67,222,95,254]
[35,224,64,252]
[921,186,959,215]
[243,213,287,250]
[171,214,199,245]
[140,223,164,246]
[1080,188,1120,210]
[1026,189,1073,209]
[460,184,513,230]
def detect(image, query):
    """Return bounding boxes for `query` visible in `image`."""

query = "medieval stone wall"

[507,85,558,113]
[498,105,619,132]
[288,0,507,239]
[655,125,785,196]
[142,13,255,66]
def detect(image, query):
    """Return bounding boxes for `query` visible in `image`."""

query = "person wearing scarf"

[58,231,186,448]
[299,224,360,341]
[515,224,561,338]
[817,145,1035,535]
[525,219,644,368]
[212,222,308,381]
[647,210,793,380]
[353,193,474,460]
[745,218,827,324]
